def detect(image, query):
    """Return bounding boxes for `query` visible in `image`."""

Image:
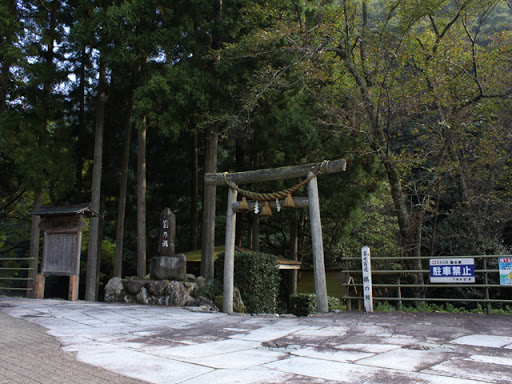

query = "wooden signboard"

[30,203,97,301]
[42,233,81,276]
[40,215,86,276]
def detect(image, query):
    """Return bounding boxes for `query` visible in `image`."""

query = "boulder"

[123,294,137,304]
[146,280,168,296]
[136,287,149,304]
[165,281,191,306]
[104,277,126,302]
[196,276,207,289]
[186,296,219,312]
[183,282,198,295]
[186,274,196,282]
[122,279,146,295]
[233,287,245,313]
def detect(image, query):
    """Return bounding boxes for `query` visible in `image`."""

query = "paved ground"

[1,298,512,384]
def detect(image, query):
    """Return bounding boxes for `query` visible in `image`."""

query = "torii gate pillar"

[307,171,328,313]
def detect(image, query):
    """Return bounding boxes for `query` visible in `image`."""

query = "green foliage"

[194,279,223,301]
[289,293,317,316]
[289,293,342,316]
[215,252,280,313]
[374,301,397,312]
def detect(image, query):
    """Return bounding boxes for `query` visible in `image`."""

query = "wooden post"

[361,246,373,312]
[34,274,45,299]
[397,277,402,308]
[223,187,238,313]
[289,213,299,296]
[484,257,491,315]
[308,172,328,313]
[68,275,79,301]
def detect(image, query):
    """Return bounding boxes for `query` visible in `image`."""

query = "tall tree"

[200,0,222,282]
[113,101,133,278]
[85,59,106,300]
[136,115,147,277]
[0,0,21,117]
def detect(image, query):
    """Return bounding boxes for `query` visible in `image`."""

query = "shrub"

[289,293,342,316]
[215,252,280,314]
[375,301,395,312]
[289,293,317,316]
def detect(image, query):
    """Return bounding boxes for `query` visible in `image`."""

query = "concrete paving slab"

[231,325,306,342]
[468,354,512,366]
[451,334,512,348]
[356,348,454,371]
[290,346,374,362]
[347,324,393,337]
[293,326,349,337]
[168,348,287,369]
[148,339,261,358]
[333,343,401,354]
[424,357,512,383]
[76,347,213,384]
[378,335,419,345]
[263,356,482,384]
[178,367,294,384]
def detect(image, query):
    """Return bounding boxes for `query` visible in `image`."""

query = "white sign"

[499,257,512,286]
[361,246,373,312]
[429,258,475,283]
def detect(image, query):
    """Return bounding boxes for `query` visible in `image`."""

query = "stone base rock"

[104,277,125,302]
[104,275,213,309]
[185,297,219,312]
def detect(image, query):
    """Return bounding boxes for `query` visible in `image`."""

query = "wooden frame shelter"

[205,159,346,313]
[30,203,98,300]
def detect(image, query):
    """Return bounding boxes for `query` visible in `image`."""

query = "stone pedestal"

[149,254,187,281]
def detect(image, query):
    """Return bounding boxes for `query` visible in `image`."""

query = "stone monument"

[149,208,187,281]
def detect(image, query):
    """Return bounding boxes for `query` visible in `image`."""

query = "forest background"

[1,0,511,301]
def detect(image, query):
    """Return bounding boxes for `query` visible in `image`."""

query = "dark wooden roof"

[30,203,99,217]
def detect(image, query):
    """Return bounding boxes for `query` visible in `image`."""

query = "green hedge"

[215,252,280,314]
[289,293,342,316]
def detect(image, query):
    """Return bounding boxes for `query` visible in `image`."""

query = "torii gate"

[205,159,347,313]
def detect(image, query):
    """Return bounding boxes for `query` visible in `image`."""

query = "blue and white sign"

[430,258,475,283]
[499,257,512,286]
